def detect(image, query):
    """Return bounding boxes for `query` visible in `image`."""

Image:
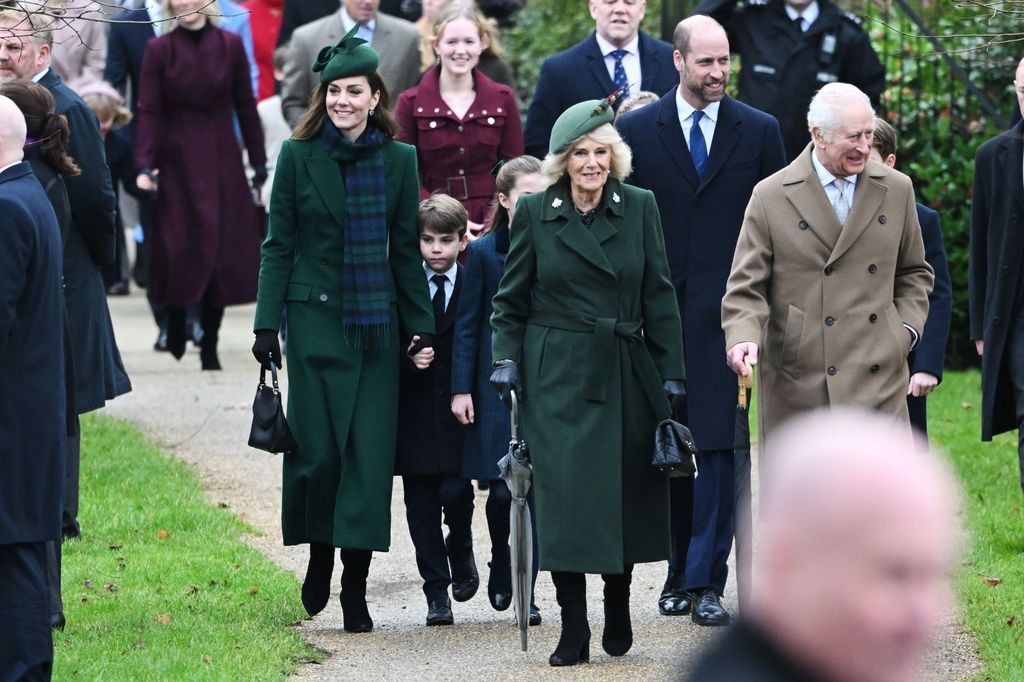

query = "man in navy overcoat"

[617,15,785,625]
[0,95,67,682]
[523,0,678,159]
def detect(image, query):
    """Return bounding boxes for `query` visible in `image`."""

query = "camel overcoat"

[491,177,685,574]
[722,146,933,442]
[254,134,434,551]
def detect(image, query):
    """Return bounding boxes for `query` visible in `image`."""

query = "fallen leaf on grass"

[133,640,146,650]
[248,587,260,595]
[108,544,123,551]
[982,576,1003,587]
[1016,628,1024,645]
[83,580,93,589]
[156,529,170,539]
[203,655,212,665]
[1009,617,1020,627]
[961,402,974,409]
[104,583,119,592]
[186,586,200,595]
[153,613,173,624]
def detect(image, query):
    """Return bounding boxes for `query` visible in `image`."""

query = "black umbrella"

[497,390,532,652]
[734,361,753,612]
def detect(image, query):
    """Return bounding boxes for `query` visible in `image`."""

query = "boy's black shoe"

[426,598,454,626]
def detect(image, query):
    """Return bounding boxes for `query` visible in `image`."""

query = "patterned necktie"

[610,49,630,97]
[833,178,851,226]
[689,110,708,177]
[431,274,447,322]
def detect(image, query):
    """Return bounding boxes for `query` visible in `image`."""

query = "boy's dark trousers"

[402,474,474,601]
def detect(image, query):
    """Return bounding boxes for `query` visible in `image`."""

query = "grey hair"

[806,83,874,141]
[540,123,633,187]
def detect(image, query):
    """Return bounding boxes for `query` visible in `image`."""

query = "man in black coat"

[617,15,785,627]
[522,0,678,159]
[0,95,67,682]
[970,57,1024,493]
[695,0,885,161]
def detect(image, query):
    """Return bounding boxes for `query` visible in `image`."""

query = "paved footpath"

[104,292,981,680]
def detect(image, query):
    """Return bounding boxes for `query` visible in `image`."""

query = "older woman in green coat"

[251,27,434,632]
[490,99,686,666]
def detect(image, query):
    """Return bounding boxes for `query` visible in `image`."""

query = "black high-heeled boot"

[300,542,334,616]
[199,304,224,370]
[549,571,590,666]
[339,549,373,633]
[601,564,633,656]
[165,306,187,360]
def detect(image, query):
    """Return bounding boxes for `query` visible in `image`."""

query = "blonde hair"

[615,90,659,120]
[160,0,222,28]
[79,81,132,129]
[431,1,505,61]
[540,123,633,187]
[0,9,52,47]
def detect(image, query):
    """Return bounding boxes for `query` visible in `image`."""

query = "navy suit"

[0,161,66,681]
[396,265,473,602]
[523,31,677,158]
[104,7,154,113]
[907,204,952,440]
[618,91,785,596]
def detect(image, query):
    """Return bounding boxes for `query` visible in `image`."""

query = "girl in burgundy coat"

[135,0,266,369]
[395,3,523,237]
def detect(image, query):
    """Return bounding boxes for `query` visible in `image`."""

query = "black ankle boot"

[549,571,590,666]
[601,565,633,656]
[199,304,223,370]
[165,307,187,360]
[339,549,373,633]
[301,542,334,616]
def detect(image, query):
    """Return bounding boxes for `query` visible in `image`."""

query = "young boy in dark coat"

[396,194,476,626]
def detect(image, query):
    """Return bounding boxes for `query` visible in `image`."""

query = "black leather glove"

[490,359,523,409]
[252,329,282,369]
[663,379,687,422]
[251,165,269,191]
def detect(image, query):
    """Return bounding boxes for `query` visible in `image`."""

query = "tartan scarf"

[320,120,391,349]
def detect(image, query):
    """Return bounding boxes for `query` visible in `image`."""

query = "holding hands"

[407,335,435,370]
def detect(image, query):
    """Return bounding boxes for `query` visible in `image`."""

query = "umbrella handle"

[510,389,519,441]
[738,358,752,408]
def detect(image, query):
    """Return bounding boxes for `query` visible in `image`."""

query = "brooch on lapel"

[552,197,563,208]
[612,192,620,203]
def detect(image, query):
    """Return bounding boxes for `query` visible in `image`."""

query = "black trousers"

[402,473,474,601]
[0,542,52,681]
[1007,314,1024,493]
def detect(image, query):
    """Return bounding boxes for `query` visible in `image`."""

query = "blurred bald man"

[687,408,961,682]
[0,94,67,681]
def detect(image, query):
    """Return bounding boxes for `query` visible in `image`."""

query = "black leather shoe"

[446,534,479,602]
[529,604,542,626]
[691,588,730,626]
[426,598,454,626]
[51,612,66,631]
[658,569,691,615]
[487,557,512,611]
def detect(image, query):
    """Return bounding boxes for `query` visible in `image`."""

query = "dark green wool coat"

[491,177,685,574]
[254,133,434,551]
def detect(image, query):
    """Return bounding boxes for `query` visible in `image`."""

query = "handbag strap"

[259,360,281,395]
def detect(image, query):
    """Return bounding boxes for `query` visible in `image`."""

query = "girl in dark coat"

[396,3,523,236]
[450,155,544,623]
[135,0,267,369]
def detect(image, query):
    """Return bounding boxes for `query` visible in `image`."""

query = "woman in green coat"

[251,27,435,632]
[490,99,687,666]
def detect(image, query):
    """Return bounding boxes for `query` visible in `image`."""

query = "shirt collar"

[595,32,639,58]
[811,146,858,188]
[423,260,457,284]
[31,67,48,83]
[675,88,721,124]
[0,160,21,175]
[341,6,376,34]
[785,1,819,24]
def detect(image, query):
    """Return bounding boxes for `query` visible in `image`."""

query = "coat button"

[799,220,808,230]
[429,120,438,128]
[458,147,465,154]
[868,264,877,273]
[457,125,464,132]
[870,364,880,373]
[827,366,837,376]
[319,294,328,302]
[458,169,465,175]
[320,257,329,265]
[995,316,1001,326]
[869,313,878,322]
[878,215,887,224]
[824,265,833,276]
[1003,266,1010,274]
[1012,215,1019,223]
[825,316,835,326]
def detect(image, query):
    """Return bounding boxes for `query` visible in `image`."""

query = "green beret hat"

[549,97,616,155]
[312,24,380,83]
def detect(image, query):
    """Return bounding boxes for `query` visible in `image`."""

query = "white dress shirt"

[675,89,720,156]
[811,147,858,210]
[424,261,457,313]
[785,1,819,31]
[341,6,376,43]
[595,33,641,93]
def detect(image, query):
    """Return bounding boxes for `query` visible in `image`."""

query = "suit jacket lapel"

[584,34,616,96]
[656,92,700,190]
[638,31,667,92]
[699,96,741,190]
[437,264,462,335]
[998,122,1024,213]
[827,167,887,265]
[783,147,840,250]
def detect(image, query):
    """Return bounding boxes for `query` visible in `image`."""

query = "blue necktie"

[610,49,630,97]
[690,110,708,176]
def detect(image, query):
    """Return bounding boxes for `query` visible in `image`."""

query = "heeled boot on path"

[549,571,590,666]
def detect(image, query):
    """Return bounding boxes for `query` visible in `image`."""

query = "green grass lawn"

[929,371,1024,681]
[54,414,318,681]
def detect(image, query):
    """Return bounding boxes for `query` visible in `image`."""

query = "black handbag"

[248,363,297,454]
[652,419,698,478]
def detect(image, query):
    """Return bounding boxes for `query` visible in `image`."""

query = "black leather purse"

[652,419,698,478]
[248,363,297,454]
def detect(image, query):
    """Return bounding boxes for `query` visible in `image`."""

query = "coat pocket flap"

[285,283,312,301]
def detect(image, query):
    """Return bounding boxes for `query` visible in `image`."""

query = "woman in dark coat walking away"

[490,99,686,666]
[135,0,267,369]
[451,155,545,624]
[396,3,523,236]
[251,26,435,631]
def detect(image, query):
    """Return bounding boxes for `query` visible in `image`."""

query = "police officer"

[695,0,885,160]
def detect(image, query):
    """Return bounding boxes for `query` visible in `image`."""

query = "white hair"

[806,83,874,141]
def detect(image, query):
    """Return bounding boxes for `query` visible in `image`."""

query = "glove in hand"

[663,379,687,422]
[252,329,282,369]
[489,359,522,409]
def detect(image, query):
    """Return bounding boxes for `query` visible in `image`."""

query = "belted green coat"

[254,133,434,551]
[491,177,685,574]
